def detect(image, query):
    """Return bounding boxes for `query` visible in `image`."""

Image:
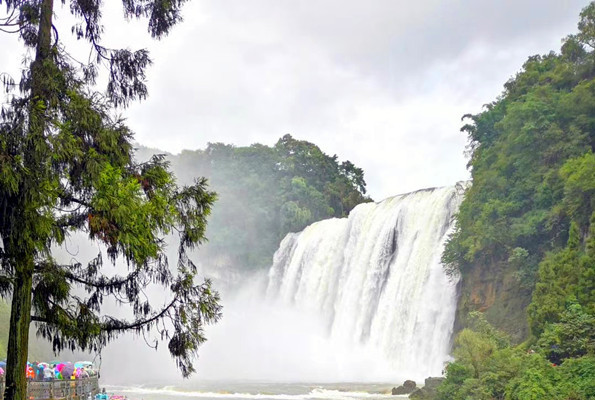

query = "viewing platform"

[0,376,100,400]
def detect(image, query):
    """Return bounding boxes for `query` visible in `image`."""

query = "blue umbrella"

[0,361,6,369]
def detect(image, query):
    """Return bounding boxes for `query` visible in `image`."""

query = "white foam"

[112,386,399,400]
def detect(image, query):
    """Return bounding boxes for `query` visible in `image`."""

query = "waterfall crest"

[267,184,465,379]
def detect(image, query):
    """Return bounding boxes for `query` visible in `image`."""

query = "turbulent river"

[106,382,404,400]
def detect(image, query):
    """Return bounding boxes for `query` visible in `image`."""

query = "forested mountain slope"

[443,2,595,341]
[433,3,595,399]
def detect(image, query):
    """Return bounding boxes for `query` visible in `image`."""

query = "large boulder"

[409,388,432,400]
[409,377,446,399]
[391,386,407,395]
[391,379,416,395]
[424,377,445,390]
[391,386,406,395]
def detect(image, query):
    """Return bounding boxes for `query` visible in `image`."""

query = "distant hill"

[136,134,371,282]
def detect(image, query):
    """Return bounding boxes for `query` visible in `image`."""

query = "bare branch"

[101,296,177,333]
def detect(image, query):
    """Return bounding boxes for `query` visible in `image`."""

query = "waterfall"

[266,183,465,380]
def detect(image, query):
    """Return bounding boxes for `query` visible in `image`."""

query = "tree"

[0,1,221,399]
[452,312,510,379]
[537,301,595,364]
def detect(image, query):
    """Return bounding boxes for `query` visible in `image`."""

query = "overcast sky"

[0,0,590,199]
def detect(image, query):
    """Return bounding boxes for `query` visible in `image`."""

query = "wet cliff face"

[455,260,532,343]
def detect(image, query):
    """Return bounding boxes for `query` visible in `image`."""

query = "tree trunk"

[3,266,33,400]
[3,0,54,399]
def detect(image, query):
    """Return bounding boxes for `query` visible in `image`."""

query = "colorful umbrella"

[61,362,75,379]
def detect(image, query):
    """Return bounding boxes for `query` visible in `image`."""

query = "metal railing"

[0,376,100,400]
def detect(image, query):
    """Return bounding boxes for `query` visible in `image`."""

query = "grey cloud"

[1,1,590,198]
[198,0,586,86]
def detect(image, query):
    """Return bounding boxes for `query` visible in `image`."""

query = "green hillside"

[154,134,371,272]
[433,3,595,400]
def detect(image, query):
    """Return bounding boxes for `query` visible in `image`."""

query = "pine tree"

[0,1,221,399]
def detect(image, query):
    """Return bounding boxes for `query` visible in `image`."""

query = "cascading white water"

[266,183,466,380]
[92,184,467,384]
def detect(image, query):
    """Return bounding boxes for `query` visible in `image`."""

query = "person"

[35,362,44,381]
[26,364,35,380]
[43,365,55,381]
[95,388,109,400]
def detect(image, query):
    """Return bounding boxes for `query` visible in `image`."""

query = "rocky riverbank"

[391,377,445,399]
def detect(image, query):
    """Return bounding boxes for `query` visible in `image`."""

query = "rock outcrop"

[424,377,445,390]
[455,259,531,342]
[391,380,416,395]
[409,377,445,399]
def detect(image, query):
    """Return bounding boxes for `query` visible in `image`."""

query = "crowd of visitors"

[0,360,97,381]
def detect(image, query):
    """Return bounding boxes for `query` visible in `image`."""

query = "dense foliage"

[438,313,594,400]
[438,3,595,399]
[443,2,595,332]
[0,1,220,398]
[160,134,371,272]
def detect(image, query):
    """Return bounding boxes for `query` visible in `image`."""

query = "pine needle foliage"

[0,1,221,399]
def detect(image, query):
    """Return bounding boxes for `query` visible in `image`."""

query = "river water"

[105,382,408,400]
